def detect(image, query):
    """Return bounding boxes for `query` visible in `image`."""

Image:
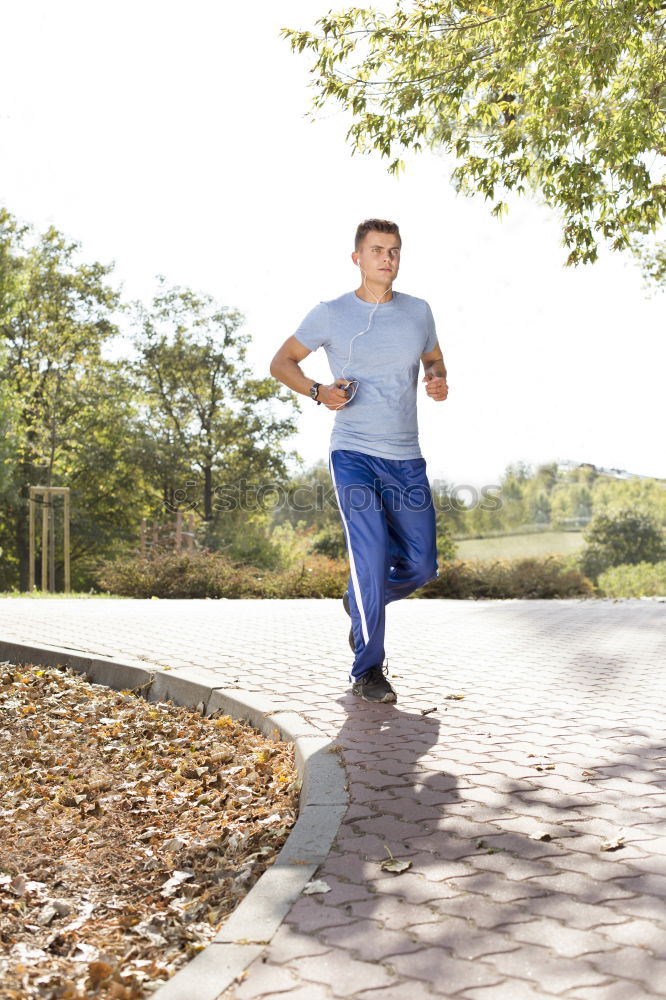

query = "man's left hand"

[423,373,448,401]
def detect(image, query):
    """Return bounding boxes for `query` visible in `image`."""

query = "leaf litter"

[0,661,299,999]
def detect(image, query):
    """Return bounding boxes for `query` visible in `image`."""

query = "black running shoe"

[352,664,397,703]
[342,591,355,653]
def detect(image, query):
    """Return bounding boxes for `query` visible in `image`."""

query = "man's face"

[353,231,401,283]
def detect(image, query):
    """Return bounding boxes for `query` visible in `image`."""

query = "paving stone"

[432,895,534,930]
[566,981,663,1000]
[412,923,519,960]
[461,983,559,1000]
[606,894,666,926]
[333,832,418,860]
[370,871,463,905]
[404,832,482,858]
[354,815,435,840]
[389,948,501,992]
[445,872,549,902]
[508,918,616,958]
[263,925,332,963]
[319,918,422,961]
[286,900,358,934]
[306,875,374,906]
[286,949,395,996]
[612,873,666,898]
[615,853,666,878]
[471,831,565,860]
[523,871,636,903]
[485,946,607,991]
[354,983,439,1000]
[468,853,558,881]
[379,796,450,823]
[349,897,443,930]
[526,894,630,930]
[227,984,333,1000]
[232,962,301,998]
[390,853,476,883]
[588,946,666,993]
[596,917,666,954]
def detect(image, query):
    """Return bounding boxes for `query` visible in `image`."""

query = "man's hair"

[354,218,401,251]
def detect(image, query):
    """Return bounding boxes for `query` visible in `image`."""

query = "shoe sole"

[352,687,397,703]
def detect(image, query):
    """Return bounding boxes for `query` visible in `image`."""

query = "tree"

[283,1,666,275]
[130,279,299,531]
[580,507,666,579]
[0,209,123,590]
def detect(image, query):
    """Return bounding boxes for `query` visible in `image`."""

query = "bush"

[579,508,666,581]
[95,551,593,601]
[95,549,348,599]
[597,560,666,598]
[310,522,347,560]
[419,554,594,599]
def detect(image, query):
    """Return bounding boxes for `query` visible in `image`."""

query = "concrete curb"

[0,639,348,1000]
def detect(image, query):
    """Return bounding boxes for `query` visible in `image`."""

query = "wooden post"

[63,488,70,593]
[41,497,49,592]
[48,497,56,592]
[140,518,146,556]
[175,511,182,552]
[29,488,36,592]
[27,486,71,592]
[187,513,194,552]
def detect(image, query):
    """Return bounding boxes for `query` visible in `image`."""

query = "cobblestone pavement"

[2,596,666,1000]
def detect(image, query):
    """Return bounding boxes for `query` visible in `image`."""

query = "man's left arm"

[421,344,448,401]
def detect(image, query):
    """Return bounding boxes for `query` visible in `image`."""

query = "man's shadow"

[285,694,461,939]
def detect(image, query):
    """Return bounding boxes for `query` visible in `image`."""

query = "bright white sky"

[1,0,664,492]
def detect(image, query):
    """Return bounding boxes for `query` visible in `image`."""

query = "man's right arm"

[269,336,349,410]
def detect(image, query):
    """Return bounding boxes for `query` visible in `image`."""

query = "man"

[270,219,448,703]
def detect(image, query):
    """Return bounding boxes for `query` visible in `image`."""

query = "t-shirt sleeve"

[293,302,329,352]
[423,301,438,353]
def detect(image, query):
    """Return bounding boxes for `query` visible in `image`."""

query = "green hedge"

[96,549,593,600]
[597,560,666,598]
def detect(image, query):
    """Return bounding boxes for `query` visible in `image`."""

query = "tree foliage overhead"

[283,1,666,272]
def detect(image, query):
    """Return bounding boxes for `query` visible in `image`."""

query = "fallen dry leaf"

[379,846,412,874]
[302,880,331,894]
[444,693,465,701]
[380,858,412,873]
[600,836,626,852]
[0,659,299,999]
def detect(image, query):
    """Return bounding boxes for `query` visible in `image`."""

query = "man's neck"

[354,282,394,303]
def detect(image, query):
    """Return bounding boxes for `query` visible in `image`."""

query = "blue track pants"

[329,448,438,679]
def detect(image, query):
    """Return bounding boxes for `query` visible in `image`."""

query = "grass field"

[454,531,585,561]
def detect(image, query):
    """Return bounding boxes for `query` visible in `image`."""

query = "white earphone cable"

[331,267,392,409]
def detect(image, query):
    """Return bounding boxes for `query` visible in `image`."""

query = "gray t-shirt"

[293,289,438,460]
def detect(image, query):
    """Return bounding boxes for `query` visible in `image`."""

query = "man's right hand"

[319,381,352,410]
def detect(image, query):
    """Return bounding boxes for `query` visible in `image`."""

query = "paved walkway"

[2,596,666,1000]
